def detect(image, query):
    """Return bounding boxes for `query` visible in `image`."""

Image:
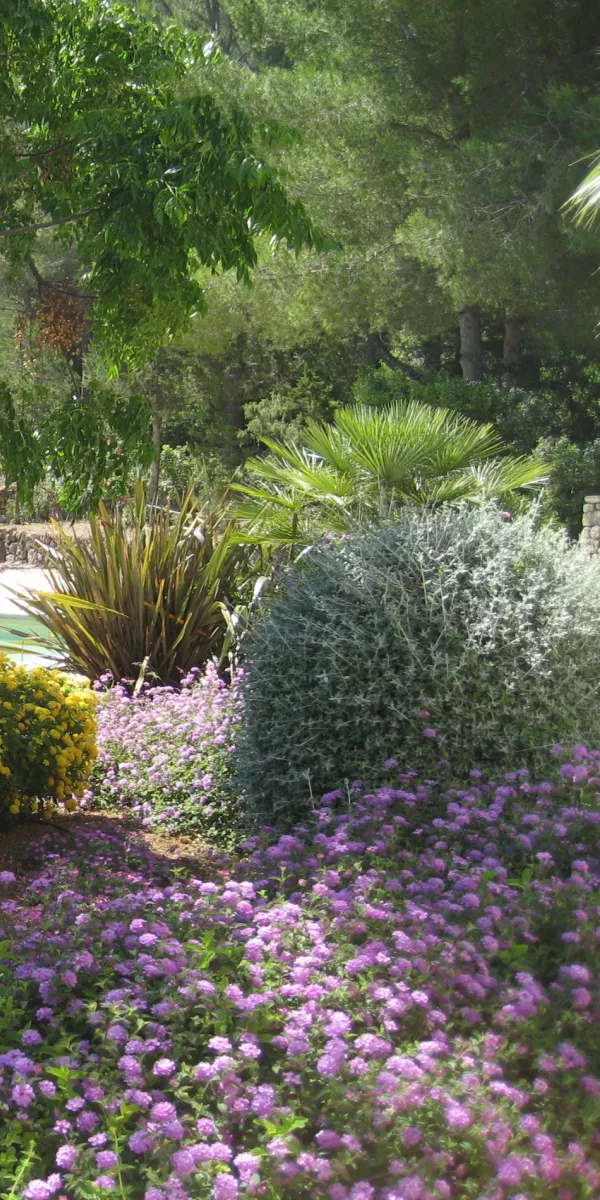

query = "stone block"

[582,511,600,527]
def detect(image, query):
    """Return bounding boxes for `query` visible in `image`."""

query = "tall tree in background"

[3,0,600,515]
[157,0,600,387]
[0,0,325,503]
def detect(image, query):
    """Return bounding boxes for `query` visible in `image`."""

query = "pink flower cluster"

[1,746,600,1198]
[91,662,243,840]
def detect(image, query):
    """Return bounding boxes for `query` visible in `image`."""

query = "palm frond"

[232,399,547,547]
[420,457,548,504]
[565,157,600,227]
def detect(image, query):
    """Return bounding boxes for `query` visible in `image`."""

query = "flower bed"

[91,663,243,844]
[1,747,600,1199]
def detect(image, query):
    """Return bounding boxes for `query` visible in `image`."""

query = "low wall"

[0,527,56,566]
[581,496,600,555]
[0,523,90,568]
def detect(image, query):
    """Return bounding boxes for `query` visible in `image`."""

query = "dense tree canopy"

[0,0,323,368]
[2,0,600,520]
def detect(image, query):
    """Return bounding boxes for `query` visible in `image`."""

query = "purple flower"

[152,1058,176,1078]
[316,1130,342,1149]
[77,1110,99,1133]
[196,1118,216,1137]
[233,1153,260,1183]
[96,1151,118,1170]
[94,1177,116,1190]
[267,1137,291,1159]
[402,1127,423,1146]
[0,871,16,884]
[324,1008,350,1036]
[208,1036,232,1053]
[559,1042,587,1070]
[151,1101,177,1122]
[573,988,592,1009]
[194,1062,216,1081]
[12,1083,34,1107]
[212,1175,239,1200]
[171,1149,196,1176]
[497,1157,525,1186]
[209,1143,233,1163]
[106,1024,128,1044]
[348,1185,374,1200]
[561,964,591,984]
[23,1181,60,1200]
[21,1029,42,1047]
[23,1183,54,1200]
[396,1178,425,1200]
[56,1145,78,1170]
[445,1104,472,1130]
[129,1131,155,1155]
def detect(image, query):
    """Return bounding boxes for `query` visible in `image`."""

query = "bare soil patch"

[0,811,223,892]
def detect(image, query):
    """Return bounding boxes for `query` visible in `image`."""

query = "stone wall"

[0,527,56,566]
[581,495,600,554]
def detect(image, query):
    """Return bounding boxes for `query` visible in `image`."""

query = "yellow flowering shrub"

[0,655,97,822]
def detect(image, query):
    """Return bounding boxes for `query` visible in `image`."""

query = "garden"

[3,486,600,1200]
[4,2,600,1198]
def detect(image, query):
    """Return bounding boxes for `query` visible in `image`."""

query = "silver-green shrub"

[236,505,600,824]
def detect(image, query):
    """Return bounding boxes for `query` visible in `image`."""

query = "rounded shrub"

[0,657,97,821]
[236,505,600,824]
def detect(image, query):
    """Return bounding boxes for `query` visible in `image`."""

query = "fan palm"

[231,401,547,545]
[565,156,600,227]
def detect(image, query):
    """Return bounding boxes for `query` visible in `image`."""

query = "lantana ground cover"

[2,750,600,1199]
[90,664,243,842]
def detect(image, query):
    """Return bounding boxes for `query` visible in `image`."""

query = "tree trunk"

[459,305,483,382]
[502,315,523,391]
[148,402,162,507]
[363,332,421,379]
